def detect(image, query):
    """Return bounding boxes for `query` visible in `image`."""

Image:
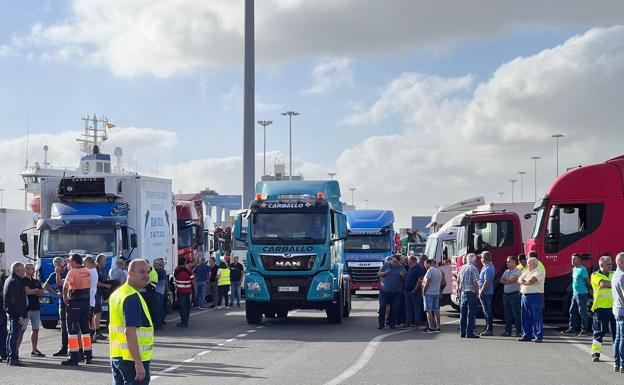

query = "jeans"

[154,293,164,328]
[479,293,494,332]
[404,291,423,325]
[111,359,151,385]
[614,317,624,367]
[0,309,7,359]
[569,293,589,331]
[592,308,616,356]
[378,290,401,328]
[7,317,21,362]
[218,285,230,307]
[196,282,207,308]
[230,282,242,306]
[460,291,478,336]
[177,293,191,325]
[59,301,68,349]
[503,292,522,334]
[521,294,543,340]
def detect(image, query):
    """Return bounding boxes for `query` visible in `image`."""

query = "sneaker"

[216,306,223,310]
[8,360,25,366]
[533,339,543,343]
[620,366,624,373]
[209,305,216,309]
[84,357,93,364]
[52,349,68,357]
[225,306,230,309]
[578,330,587,336]
[466,334,480,339]
[561,328,577,335]
[61,359,79,366]
[435,328,441,333]
[31,350,46,358]
[614,365,620,372]
[517,337,532,342]
[480,331,493,337]
[422,328,434,334]
[592,354,600,362]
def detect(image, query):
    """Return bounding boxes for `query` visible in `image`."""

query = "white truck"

[0,209,36,275]
[427,196,485,233]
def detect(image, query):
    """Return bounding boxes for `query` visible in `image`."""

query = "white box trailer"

[0,208,36,274]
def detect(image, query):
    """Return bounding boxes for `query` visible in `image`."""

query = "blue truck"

[233,180,351,324]
[344,210,396,294]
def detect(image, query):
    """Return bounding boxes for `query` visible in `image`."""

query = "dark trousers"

[177,292,191,325]
[404,291,423,325]
[218,285,230,307]
[208,282,218,306]
[378,290,401,328]
[142,289,158,327]
[161,291,168,324]
[111,359,151,385]
[7,317,20,362]
[592,308,616,356]
[154,293,164,328]
[521,294,543,340]
[0,309,7,359]
[504,292,522,334]
[59,302,68,349]
[460,291,478,336]
[67,299,93,362]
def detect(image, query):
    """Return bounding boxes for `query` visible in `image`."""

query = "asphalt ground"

[3,292,622,385]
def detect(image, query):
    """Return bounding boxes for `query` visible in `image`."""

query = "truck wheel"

[41,320,58,329]
[343,289,352,318]
[326,291,343,324]
[246,301,263,324]
[350,289,356,296]
[277,310,288,318]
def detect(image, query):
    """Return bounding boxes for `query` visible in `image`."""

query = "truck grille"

[260,254,316,271]
[348,266,382,286]
[265,277,312,302]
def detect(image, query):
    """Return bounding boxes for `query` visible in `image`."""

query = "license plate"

[359,286,373,290]
[278,286,299,292]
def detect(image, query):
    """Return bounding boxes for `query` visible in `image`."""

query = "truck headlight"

[247,281,261,291]
[316,281,332,291]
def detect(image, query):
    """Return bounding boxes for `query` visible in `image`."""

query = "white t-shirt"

[89,267,98,307]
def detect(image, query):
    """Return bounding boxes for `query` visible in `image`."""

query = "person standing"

[500,256,522,337]
[478,251,495,337]
[21,263,45,357]
[3,262,28,366]
[0,270,7,362]
[377,255,406,330]
[403,255,425,329]
[562,253,591,336]
[229,256,245,308]
[62,254,93,365]
[518,257,545,343]
[84,256,99,341]
[458,253,480,338]
[109,259,154,385]
[42,256,69,357]
[93,254,111,342]
[109,258,128,285]
[422,259,444,333]
[207,257,219,309]
[193,258,209,309]
[142,265,159,331]
[216,261,231,309]
[174,261,195,327]
[611,252,624,373]
[153,259,167,329]
[590,255,616,362]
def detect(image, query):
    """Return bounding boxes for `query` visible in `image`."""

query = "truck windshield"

[178,226,195,248]
[531,208,544,238]
[251,213,326,244]
[41,227,116,256]
[424,237,438,257]
[344,234,391,253]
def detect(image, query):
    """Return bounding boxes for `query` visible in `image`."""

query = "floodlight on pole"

[551,134,564,177]
[257,120,273,176]
[365,199,369,209]
[0,188,4,208]
[327,172,336,180]
[498,192,505,203]
[509,179,518,203]
[281,111,301,180]
[531,156,541,201]
[518,171,526,201]
[349,187,357,206]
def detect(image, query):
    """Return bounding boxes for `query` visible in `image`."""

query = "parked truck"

[0,209,36,275]
[343,210,396,294]
[526,155,624,315]
[426,196,485,233]
[175,196,205,265]
[32,152,177,328]
[233,180,351,324]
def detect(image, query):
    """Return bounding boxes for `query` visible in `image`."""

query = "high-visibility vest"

[218,267,231,286]
[149,268,158,288]
[109,283,154,362]
[591,271,614,312]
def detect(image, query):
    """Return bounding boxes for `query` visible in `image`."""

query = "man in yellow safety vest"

[590,255,616,362]
[109,259,154,384]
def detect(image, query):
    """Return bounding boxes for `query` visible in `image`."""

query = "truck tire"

[41,320,58,329]
[326,291,343,324]
[277,310,288,318]
[350,289,356,296]
[246,301,263,324]
[343,287,352,318]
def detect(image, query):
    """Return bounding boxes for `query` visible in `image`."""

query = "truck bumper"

[350,282,381,291]
[244,271,337,304]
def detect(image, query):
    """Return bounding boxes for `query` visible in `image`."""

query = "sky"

[1,0,624,228]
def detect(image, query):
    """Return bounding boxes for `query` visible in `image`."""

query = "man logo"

[276,260,301,268]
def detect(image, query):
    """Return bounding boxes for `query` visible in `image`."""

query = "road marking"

[225,338,236,342]
[247,330,257,333]
[558,334,614,360]
[256,326,265,329]
[165,308,211,322]
[237,333,248,338]
[197,350,210,356]
[217,343,224,346]
[163,365,181,373]
[182,357,195,363]
[323,329,411,385]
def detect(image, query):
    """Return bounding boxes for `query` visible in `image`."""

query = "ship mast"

[76,114,110,154]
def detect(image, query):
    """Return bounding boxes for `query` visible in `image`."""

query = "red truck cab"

[525,155,624,314]
[175,197,205,265]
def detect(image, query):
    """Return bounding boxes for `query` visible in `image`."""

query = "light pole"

[281,111,301,180]
[349,187,357,206]
[0,188,4,208]
[257,120,273,176]
[365,199,369,209]
[518,171,526,201]
[498,192,505,203]
[242,0,255,207]
[327,172,336,180]
[509,179,518,203]
[551,134,564,177]
[531,156,541,201]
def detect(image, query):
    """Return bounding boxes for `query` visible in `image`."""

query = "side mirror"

[336,213,348,240]
[548,207,560,238]
[20,233,28,243]
[130,234,138,248]
[22,241,29,257]
[233,213,247,241]
[0,241,5,254]
[473,234,482,252]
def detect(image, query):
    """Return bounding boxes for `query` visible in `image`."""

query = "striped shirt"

[459,264,479,293]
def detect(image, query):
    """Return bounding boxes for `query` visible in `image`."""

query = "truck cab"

[175,199,205,265]
[526,155,624,314]
[234,180,350,324]
[343,210,395,294]
[424,229,456,304]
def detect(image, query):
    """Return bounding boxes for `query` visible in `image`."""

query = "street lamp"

[257,120,273,176]
[498,192,505,203]
[281,111,301,180]
[518,171,526,201]
[327,172,336,180]
[0,188,4,208]
[349,187,357,206]
[551,134,564,177]
[531,156,541,201]
[509,179,518,203]
[365,199,369,209]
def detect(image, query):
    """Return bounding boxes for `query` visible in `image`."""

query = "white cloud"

[5,0,624,77]
[304,57,353,95]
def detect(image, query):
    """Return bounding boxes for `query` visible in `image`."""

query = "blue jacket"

[3,274,28,320]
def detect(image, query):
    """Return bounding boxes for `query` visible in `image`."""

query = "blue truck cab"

[344,210,396,294]
[233,180,351,324]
